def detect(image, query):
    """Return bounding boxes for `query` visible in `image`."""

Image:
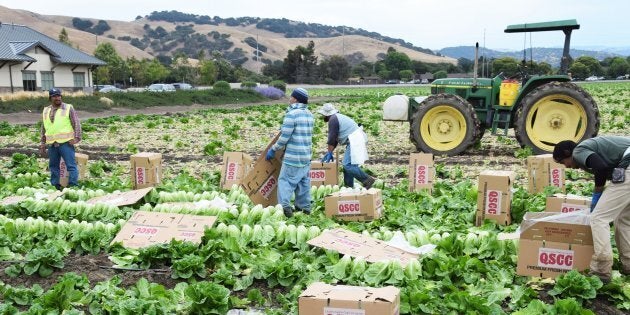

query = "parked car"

[585,76,600,81]
[172,83,194,90]
[98,86,124,93]
[94,84,116,91]
[616,75,627,80]
[385,80,398,84]
[147,83,176,92]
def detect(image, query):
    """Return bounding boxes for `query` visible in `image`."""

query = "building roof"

[0,23,105,65]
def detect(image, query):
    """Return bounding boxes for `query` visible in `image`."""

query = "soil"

[0,97,338,125]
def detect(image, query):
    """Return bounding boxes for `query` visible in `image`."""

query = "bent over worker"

[39,88,82,190]
[553,136,630,282]
[318,103,376,189]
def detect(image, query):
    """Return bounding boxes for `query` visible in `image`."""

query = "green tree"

[319,55,350,81]
[384,47,412,75]
[377,69,391,80]
[170,52,197,83]
[411,60,429,75]
[58,28,70,45]
[351,61,375,77]
[457,58,474,73]
[282,41,318,83]
[262,60,284,80]
[491,57,519,77]
[574,56,603,76]
[399,69,414,82]
[607,57,630,78]
[568,62,590,80]
[532,61,553,75]
[93,43,129,84]
[199,60,218,85]
[145,59,169,83]
[433,70,447,79]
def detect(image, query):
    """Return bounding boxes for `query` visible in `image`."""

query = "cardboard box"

[307,228,419,266]
[87,187,153,207]
[324,188,383,221]
[220,152,253,190]
[59,153,89,187]
[476,170,516,226]
[111,210,217,249]
[546,193,591,213]
[527,154,565,194]
[240,133,285,207]
[517,211,594,278]
[309,161,338,187]
[408,153,435,193]
[299,282,400,315]
[130,152,162,189]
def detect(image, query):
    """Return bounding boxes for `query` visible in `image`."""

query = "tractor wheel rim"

[420,105,467,151]
[525,94,588,151]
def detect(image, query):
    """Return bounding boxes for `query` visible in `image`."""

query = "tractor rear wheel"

[410,94,479,156]
[515,82,599,154]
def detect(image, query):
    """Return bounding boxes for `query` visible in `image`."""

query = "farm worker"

[553,136,630,282]
[318,103,376,189]
[39,88,82,190]
[265,87,314,217]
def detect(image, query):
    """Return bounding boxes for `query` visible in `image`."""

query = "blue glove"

[321,151,334,163]
[265,148,276,161]
[590,192,602,212]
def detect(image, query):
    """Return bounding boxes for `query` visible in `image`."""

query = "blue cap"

[49,88,62,97]
[291,87,308,104]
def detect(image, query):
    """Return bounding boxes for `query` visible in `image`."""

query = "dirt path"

[0,97,338,125]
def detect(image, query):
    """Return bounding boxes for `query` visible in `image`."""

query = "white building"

[0,22,105,93]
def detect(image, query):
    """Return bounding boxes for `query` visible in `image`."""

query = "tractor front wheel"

[410,94,479,156]
[515,82,599,154]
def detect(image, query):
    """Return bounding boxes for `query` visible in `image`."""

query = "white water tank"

[383,94,410,121]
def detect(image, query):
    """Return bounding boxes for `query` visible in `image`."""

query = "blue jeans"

[342,144,369,187]
[277,163,311,212]
[48,142,78,186]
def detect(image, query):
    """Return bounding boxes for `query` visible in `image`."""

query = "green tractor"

[383,19,599,155]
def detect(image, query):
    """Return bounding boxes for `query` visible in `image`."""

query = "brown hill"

[0,5,456,71]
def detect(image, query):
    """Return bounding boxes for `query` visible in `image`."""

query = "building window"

[73,72,85,87]
[41,72,55,91]
[22,71,36,91]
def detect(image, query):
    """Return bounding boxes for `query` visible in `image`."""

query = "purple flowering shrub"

[255,86,285,100]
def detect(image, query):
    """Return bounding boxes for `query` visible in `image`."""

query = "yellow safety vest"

[42,104,74,144]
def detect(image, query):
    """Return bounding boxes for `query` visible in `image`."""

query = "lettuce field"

[0,82,628,314]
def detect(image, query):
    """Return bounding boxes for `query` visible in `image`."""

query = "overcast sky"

[1,0,628,51]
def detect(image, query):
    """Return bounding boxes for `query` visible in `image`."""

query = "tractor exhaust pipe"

[473,42,479,87]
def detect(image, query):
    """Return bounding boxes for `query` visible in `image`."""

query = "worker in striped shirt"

[266,88,314,217]
[39,88,82,190]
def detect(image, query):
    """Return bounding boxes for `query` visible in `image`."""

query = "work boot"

[295,207,311,215]
[362,176,376,190]
[621,265,630,276]
[283,207,293,218]
[55,184,63,191]
[588,270,611,284]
